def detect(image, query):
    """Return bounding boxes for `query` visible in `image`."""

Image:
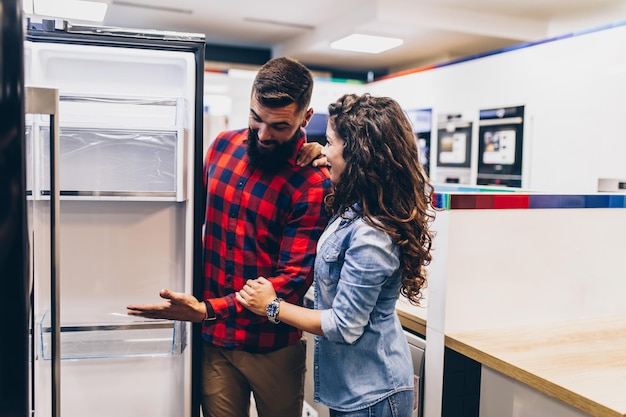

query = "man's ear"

[301,108,314,128]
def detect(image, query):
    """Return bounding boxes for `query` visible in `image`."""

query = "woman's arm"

[296,141,328,167]
[237,277,324,335]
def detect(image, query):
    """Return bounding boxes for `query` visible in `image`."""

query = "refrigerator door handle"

[25,86,61,417]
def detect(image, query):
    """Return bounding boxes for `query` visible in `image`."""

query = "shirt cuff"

[204,300,216,321]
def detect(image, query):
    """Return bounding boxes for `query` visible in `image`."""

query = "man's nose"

[257,125,271,140]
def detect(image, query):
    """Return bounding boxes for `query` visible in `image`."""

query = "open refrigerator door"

[24,19,205,417]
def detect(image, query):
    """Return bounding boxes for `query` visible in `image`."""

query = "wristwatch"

[266,297,283,324]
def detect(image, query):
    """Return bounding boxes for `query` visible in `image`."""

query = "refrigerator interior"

[25,34,200,417]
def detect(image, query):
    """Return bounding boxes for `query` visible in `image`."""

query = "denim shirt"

[313,208,414,411]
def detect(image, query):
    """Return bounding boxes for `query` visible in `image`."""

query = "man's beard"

[246,127,300,173]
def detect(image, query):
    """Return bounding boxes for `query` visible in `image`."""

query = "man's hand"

[297,142,328,167]
[236,277,277,316]
[127,289,206,322]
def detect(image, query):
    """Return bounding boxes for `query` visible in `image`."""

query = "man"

[127,57,330,417]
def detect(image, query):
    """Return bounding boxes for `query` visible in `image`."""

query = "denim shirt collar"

[333,203,361,228]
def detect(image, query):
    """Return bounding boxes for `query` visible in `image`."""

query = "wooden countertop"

[395,298,427,337]
[445,315,626,417]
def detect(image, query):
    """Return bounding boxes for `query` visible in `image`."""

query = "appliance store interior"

[3,1,626,417]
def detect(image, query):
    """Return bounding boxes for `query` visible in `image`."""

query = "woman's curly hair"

[325,93,435,305]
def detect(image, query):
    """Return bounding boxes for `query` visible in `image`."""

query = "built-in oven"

[477,105,524,187]
[435,113,473,184]
[405,108,432,177]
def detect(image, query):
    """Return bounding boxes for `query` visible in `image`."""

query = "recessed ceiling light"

[330,34,403,54]
[33,0,108,22]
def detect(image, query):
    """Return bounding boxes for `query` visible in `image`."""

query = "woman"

[237,93,435,417]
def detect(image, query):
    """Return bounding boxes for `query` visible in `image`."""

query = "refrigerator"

[5,14,205,417]
[1,1,30,417]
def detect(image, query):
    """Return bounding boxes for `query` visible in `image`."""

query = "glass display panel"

[481,129,516,165]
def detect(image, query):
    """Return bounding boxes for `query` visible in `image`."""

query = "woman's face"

[322,120,346,184]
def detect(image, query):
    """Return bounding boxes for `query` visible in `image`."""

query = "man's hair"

[252,57,314,112]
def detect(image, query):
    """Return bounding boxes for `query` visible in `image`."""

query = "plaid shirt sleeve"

[270,170,329,303]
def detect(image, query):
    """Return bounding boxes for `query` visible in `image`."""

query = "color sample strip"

[432,193,626,210]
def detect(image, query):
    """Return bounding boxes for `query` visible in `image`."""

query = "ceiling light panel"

[330,33,404,54]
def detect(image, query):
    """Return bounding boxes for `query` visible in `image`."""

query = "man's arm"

[127,288,206,322]
[268,174,331,304]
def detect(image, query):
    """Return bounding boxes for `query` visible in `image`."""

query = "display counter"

[413,191,626,417]
[446,315,626,417]
[398,306,626,417]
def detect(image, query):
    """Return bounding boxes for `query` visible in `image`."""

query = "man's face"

[247,93,312,171]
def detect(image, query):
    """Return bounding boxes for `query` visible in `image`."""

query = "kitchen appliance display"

[405,108,432,177]
[477,105,525,187]
[435,113,473,184]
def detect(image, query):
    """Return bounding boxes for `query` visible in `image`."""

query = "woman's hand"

[236,277,277,316]
[297,142,328,167]
[127,289,206,322]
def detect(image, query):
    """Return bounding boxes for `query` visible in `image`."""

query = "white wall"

[370,23,626,193]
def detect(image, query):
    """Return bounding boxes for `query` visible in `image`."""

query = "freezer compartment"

[39,312,186,360]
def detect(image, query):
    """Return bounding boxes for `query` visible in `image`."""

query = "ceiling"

[100,0,626,75]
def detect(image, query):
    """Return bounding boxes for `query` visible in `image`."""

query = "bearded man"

[128,57,330,417]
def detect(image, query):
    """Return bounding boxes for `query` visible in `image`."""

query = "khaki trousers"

[201,338,307,417]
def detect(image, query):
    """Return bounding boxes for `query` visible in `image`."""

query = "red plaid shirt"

[202,128,330,353]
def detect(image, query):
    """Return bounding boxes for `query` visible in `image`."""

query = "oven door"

[477,106,524,187]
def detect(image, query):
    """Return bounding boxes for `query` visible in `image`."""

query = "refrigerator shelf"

[32,126,187,201]
[39,314,186,360]
[56,95,186,130]
[38,190,179,201]
[25,93,190,202]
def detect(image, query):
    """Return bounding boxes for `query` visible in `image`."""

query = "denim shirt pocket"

[316,240,342,292]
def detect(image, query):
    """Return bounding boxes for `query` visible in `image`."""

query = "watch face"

[266,299,281,324]
[267,302,279,316]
